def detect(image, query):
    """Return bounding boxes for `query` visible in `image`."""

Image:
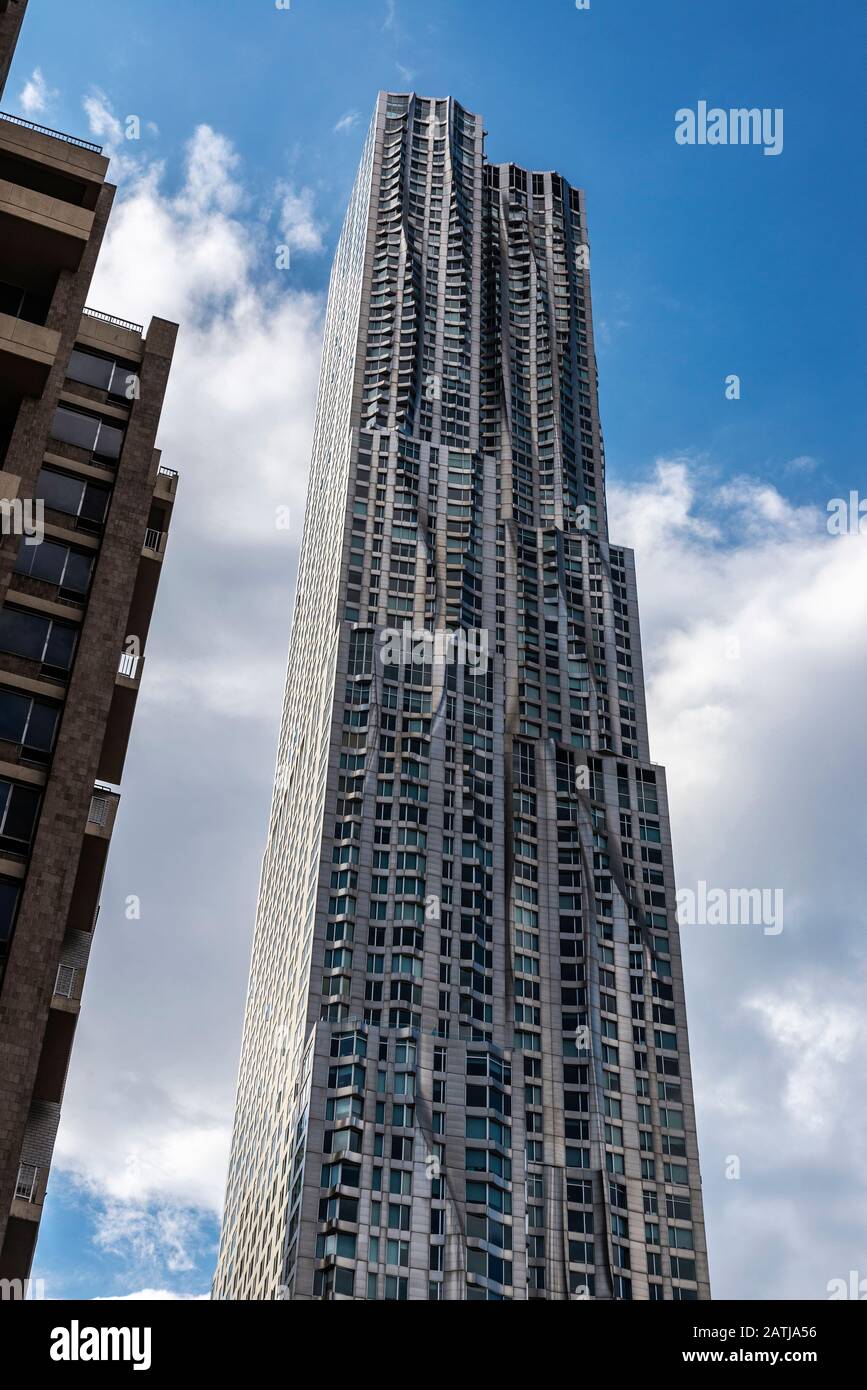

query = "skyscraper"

[0,4,178,1282]
[214,92,709,1302]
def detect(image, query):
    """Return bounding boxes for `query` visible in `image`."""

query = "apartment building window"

[50,406,124,463]
[67,348,135,399]
[0,607,77,677]
[0,278,51,326]
[0,778,41,856]
[0,688,60,763]
[14,538,94,599]
[37,466,111,533]
[0,877,20,945]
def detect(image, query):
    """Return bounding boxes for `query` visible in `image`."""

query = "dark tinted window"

[0,780,41,852]
[0,689,59,754]
[0,690,30,743]
[24,701,59,751]
[51,406,124,462]
[37,467,110,527]
[0,879,19,943]
[45,621,77,669]
[0,608,47,661]
[67,348,116,391]
[51,406,98,452]
[0,608,78,670]
[14,540,93,595]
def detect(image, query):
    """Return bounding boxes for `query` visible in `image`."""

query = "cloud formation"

[333,110,360,136]
[18,65,57,116]
[41,107,324,1297]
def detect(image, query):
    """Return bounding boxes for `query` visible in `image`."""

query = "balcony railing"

[0,110,103,154]
[144,528,165,554]
[87,790,113,827]
[118,651,142,680]
[82,306,143,334]
[14,1163,38,1203]
[157,465,178,478]
[54,964,77,999]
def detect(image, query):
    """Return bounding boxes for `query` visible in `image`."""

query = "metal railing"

[82,306,143,334]
[157,465,179,478]
[0,110,103,154]
[54,964,77,999]
[118,651,142,680]
[14,1163,38,1203]
[144,527,165,554]
[87,792,111,827]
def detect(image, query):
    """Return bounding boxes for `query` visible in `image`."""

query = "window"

[0,778,41,855]
[385,1238,409,1267]
[14,539,93,598]
[0,608,77,675]
[67,347,134,397]
[50,405,124,462]
[313,1265,355,1298]
[314,1231,357,1260]
[669,1255,696,1282]
[0,878,20,944]
[37,467,110,532]
[318,1195,358,1224]
[467,1248,512,1286]
[320,1160,360,1189]
[670,1226,694,1250]
[0,688,60,762]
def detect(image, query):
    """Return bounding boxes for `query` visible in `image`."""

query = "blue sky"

[5,0,867,1300]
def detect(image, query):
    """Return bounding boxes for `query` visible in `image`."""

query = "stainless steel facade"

[214,92,709,1302]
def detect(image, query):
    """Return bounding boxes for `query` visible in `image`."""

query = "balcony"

[11,1098,62,1221]
[0,176,95,271]
[51,927,92,1013]
[0,112,103,156]
[117,650,143,684]
[143,526,166,557]
[53,964,76,999]
[98,654,144,783]
[154,463,178,505]
[85,782,119,840]
[0,307,60,396]
[14,1163,38,1204]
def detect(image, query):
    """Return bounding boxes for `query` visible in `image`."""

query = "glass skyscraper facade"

[213,92,709,1302]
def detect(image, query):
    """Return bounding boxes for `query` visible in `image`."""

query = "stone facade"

[0,17,177,1280]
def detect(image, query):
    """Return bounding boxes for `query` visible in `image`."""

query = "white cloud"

[277,181,325,254]
[83,90,124,147]
[333,110,360,135]
[57,1098,230,1215]
[18,66,57,117]
[94,1289,210,1301]
[747,987,862,1135]
[85,118,323,556]
[41,105,324,1294]
[90,1200,212,1275]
